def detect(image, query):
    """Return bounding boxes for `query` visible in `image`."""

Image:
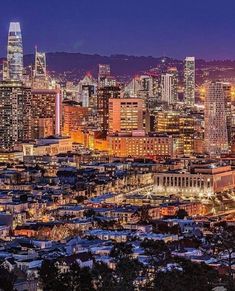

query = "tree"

[139,206,151,223]
[59,263,82,291]
[153,258,219,291]
[110,242,133,260]
[80,267,94,291]
[40,261,94,291]
[113,257,143,291]
[0,266,16,291]
[39,260,61,291]
[141,239,171,266]
[92,261,115,291]
[204,225,235,289]
[84,209,96,218]
[175,209,188,219]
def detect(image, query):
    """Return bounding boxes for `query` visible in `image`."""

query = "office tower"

[97,86,120,133]
[2,60,9,81]
[81,84,96,108]
[108,98,145,133]
[161,73,174,104]
[0,81,31,150]
[34,48,46,79]
[31,89,60,139]
[204,82,229,155]
[167,67,178,102]
[222,83,232,146]
[124,76,142,97]
[98,64,110,81]
[155,111,194,156]
[7,22,23,81]
[78,73,97,107]
[184,57,195,105]
[62,100,88,136]
[32,48,49,89]
[98,64,117,88]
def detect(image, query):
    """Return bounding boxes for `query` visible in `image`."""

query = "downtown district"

[0,22,234,291]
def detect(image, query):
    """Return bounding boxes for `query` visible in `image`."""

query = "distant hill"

[23,52,182,81]
[1,52,235,83]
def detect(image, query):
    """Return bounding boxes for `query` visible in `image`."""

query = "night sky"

[1,0,235,59]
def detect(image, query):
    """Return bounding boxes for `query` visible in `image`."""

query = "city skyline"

[1,0,235,59]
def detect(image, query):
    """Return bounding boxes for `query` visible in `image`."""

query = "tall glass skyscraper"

[7,22,23,81]
[34,47,46,79]
[184,57,195,106]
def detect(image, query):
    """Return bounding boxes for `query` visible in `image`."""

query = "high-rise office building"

[62,100,88,136]
[34,48,46,79]
[184,57,195,105]
[78,73,97,107]
[167,67,178,102]
[0,81,32,150]
[7,22,23,81]
[204,82,229,155]
[97,86,120,133]
[31,89,60,139]
[155,111,194,156]
[98,64,111,80]
[2,60,9,81]
[161,73,174,104]
[98,64,117,88]
[108,98,145,133]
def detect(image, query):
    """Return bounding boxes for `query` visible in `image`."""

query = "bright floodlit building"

[204,81,229,155]
[108,98,145,133]
[154,163,235,198]
[7,22,23,81]
[184,57,195,106]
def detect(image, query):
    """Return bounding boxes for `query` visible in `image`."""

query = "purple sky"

[1,0,235,59]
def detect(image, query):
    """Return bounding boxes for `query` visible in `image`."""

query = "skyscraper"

[0,81,32,150]
[204,82,229,155]
[161,73,174,104]
[34,48,46,79]
[108,98,145,133]
[184,57,195,105]
[7,22,23,81]
[31,89,60,139]
[97,86,120,133]
[98,64,111,80]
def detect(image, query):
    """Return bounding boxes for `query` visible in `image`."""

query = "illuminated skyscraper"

[31,89,60,139]
[205,82,229,155]
[34,47,46,79]
[62,100,88,136]
[161,73,174,104]
[98,64,110,80]
[108,98,145,133]
[97,86,120,133]
[98,64,116,87]
[0,81,32,150]
[167,67,178,102]
[7,22,23,81]
[184,57,195,105]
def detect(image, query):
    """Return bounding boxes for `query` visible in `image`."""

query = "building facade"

[108,132,173,158]
[108,98,145,133]
[204,82,229,155]
[7,22,23,81]
[0,81,31,150]
[184,57,195,106]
